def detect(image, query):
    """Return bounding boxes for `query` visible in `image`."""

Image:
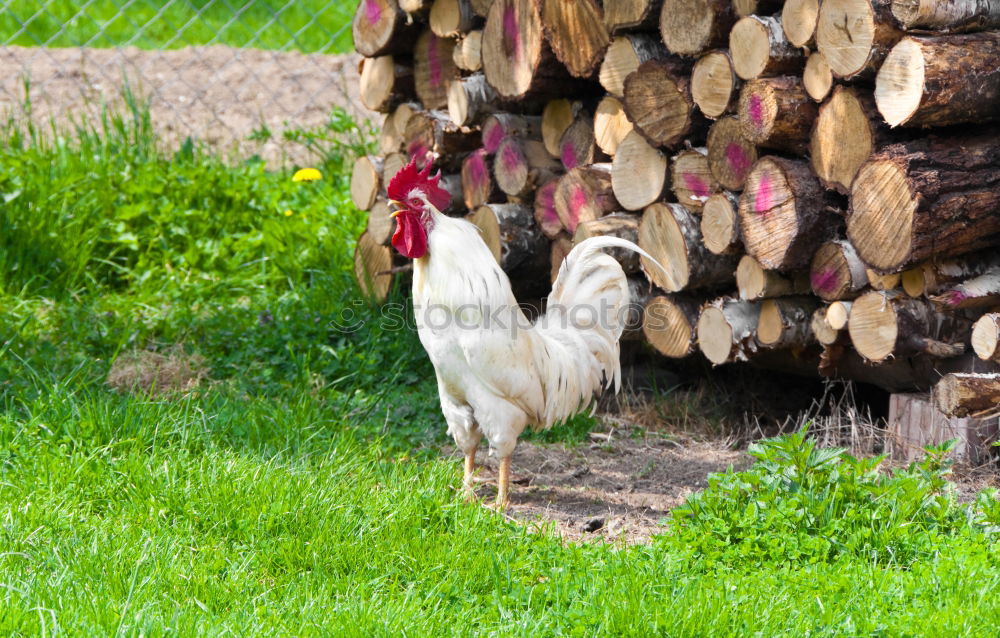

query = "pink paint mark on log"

[428,36,442,89]
[754,174,772,215]
[569,184,589,227]
[725,143,751,181]
[408,142,431,169]
[561,142,578,169]
[811,269,839,294]
[945,290,968,307]
[483,122,505,154]
[503,5,521,60]
[501,142,523,173]
[537,182,559,224]
[683,173,710,199]
[363,0,382,25]
[467,150,488,187]
[748,94,764,129]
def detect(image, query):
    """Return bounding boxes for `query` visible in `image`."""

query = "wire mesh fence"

[0,1,367,165]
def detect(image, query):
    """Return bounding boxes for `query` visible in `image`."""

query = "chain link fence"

[0,1,368,165]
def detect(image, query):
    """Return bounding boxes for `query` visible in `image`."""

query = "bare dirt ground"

[0,45,369,166]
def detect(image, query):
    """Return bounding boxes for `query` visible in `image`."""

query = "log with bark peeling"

[594,96,634,156]
[810,239,869,302]
[461,148,502,208]
[803,50,833,102]
[494,136,561,198]
[783,0,821,47]
[701,191,742,255]
[643,294,701,358]
[816,0,903,80]
[691,50,740,120]
[848,132,1000,274]
[902,253,1000,298]
[758,296,821,349]
[360,56,415,113]
[933,373,1000,418]
[739,156,840,271]
[351,155,384,211]
[611,130,670,211]
[622,58,702,149]
[890,0,1000,32]
[533,179,563,239]
[730,15,805,80]
[737,255,811,300]
[554,164,619,234]
[697,297,762,364]
[574,213,642,274]
[353,0,421,57]
[671,147,719,212]
[930,268,1000,310]
[414,30,459,109]
[659,0,737,56]
[848,290,970,363]
[972,314,1000,363]
[876,32,1000,128]
[811,86,891,194]
[481,113,542,154]
[605,0,665,33]
[447,74,498,126]
[738,76,817,154]
[541,0,612,78]
[600,35,668,98]
[707,115,758,191]
[638,202,737,292]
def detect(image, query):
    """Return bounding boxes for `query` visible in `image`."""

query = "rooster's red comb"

[387,158,452,212]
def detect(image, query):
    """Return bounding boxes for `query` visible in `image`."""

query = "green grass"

[1,99,1000,635]
[0,0,355,53]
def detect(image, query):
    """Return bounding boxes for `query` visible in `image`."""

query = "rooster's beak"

[389,200,403,218]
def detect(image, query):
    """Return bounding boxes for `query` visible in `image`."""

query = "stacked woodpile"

[351,0,1000,411]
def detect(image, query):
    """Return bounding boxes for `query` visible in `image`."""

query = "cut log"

[461,148,502,208]
[353,0,421,57]
[875,32,1000,128]
[758,296,821,349]
[930,269,1000,310]
[866,268,901,291]
[697,297,762,364]
[554,164,619,234]
[559,113,598,170]
[707,116,758,191]
[550,234,574,283]
[737,255,811,300]
[701,191,742,255]
[541,0,612,78]
[482,0,586,99]
[848,290,970,363]
[810,86,887,194]
[600,34,668,98]
[605,0,665,32]
[890,0,1000,32]
[454,30,484,71]
[659,0,737,56]
[448,74,499,126]
[738,76,817,154]
[400,0,430,12]
[574,213,642,274]
[848,133,1000,273]
[542,99,581,157]
[901,253,1000,298]
[404,110,480,169]
[812,307,843,346]
[691,50,740,119]
[533,179,563,239]
[803,50,833,101]
[671,147,719,212]
[467,203,549,286]
[611,129,671,211]
[826,300,852,331]
[379,113,403,154]
[893,389,1000,460]
[414,30,459,109]
[430,0,481,37]
[972,314,1000,363]
[933,373,1000,419]
[360,56,415,113]
[392,102,421,138]
[810,239,869,301]
[622,58,702,149]
[816,0,902,79]
[643,294,701,358]
[594,95,634,156]
[730,15,805,80]
[783,0,821,47]
[733,0,785,16]
[470,0,493,17]
[367,199,396,245]
[383,151,409,184]
[351,155,384,211]
[354,230,395,302]
[739,156,840,270]
[494,136,561,198]
[638,202,737,292]
[481,113,542,154]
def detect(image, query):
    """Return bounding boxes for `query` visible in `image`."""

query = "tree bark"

[758,296,822,349]
[890,0,1000,32]
[494,136,562,198]
[360,55,415,113]
[691,50,740,119]
[730,15,805,80]
[414,29,460,109]
[901,252,1000,297]
[875,32,1000,128]
[816,0,903,80]
[848,132,1000,273]
[574,213,643,274]
[707,115,759,190]
[697,297,763,364]
[351,155,384,211]
[594,95,635,156]
[671,147,720,212]
[701,191,743,255]
[622,58,703,149]
[738,76,817,154]
[659,0,737,56]
[930,268,1000,310]
[541,0,612,78]
[461,148,503,208]
[783,0,822,47]
[533,178,564,238]
[739,156,841,271]
[481,113,542,154]
[600,34,668,97]
[638,202,737,292]
[611,129,671,211]
[934,373,1000,418]
[810,239,869,301]
[737,255,811,300]
[643,294,701,358]
[554,164,619,233]
[848,290,970,363]
[353,0,422,57]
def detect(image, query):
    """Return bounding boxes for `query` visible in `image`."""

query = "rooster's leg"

[496,455,511,510]
[463,447,478,502]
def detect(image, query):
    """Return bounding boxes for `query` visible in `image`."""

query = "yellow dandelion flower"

[292,167,322,182]
[283,209,294,217]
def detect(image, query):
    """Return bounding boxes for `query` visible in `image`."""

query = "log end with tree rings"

[707,116,758,191]
[367,199,396,246]
[848,159,916,273]
[354,230,395,303]
[810,86,877,193]
[691,50,738,120]
[351,155,383,211]
[643,295,699,358]
[611,129,669,212]
[659,0,734,57]
[701,192,741,255]
[354,0,415,57]
[816,0,889,80]
[826,300,852,331]
[542,99,577,158]
[414,30,458,109]
[809,240,868,302]
[622,59,697,149]
[594,95,634,156]
[875,38,924,127]
[533,179,563,239]
[811,307,841,346]
[671,147,718,211]
[360,55,413,113]
[482,0,544,98]
[541,0,611,78]
[757,297,819,349]
[782,0,821,48]
[729,15,802,81]
[972,314,1000,362]
[847,290,899,363]
[803,50,833,102]
[697,298,762,365]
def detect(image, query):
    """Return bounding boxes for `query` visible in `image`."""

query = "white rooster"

[387,160,659,509]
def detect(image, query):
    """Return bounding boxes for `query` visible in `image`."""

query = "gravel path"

[0,45,370,166]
